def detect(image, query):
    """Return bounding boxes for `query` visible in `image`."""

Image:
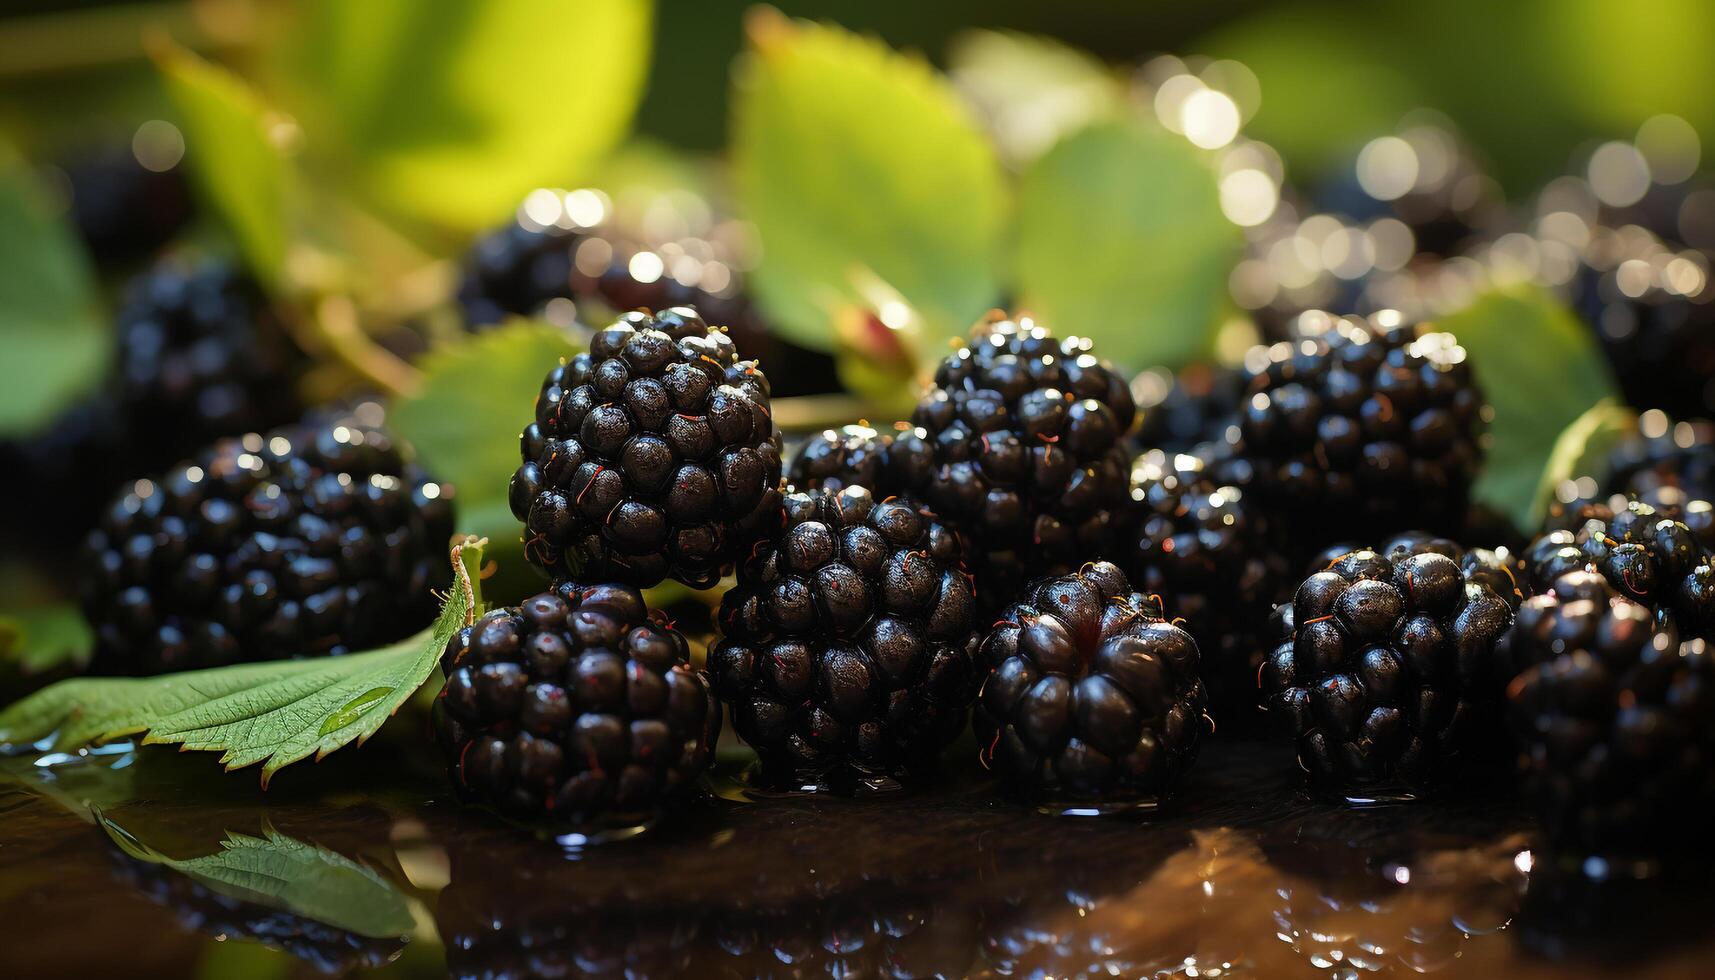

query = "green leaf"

[1012,118,1241,370]
[99,813,414,939]
[0,601,93,675]
[153,40,292,289]
[388,321,576,597]
[0,150,106,437]
[1529,399,1638,527]
[0,538,485,785]
[1442,286,1620,533]
[946,29,1120,166]
[274,0,653,232]
[733,12,1008,354]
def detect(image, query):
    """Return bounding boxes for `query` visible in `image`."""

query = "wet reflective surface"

[4,727,1714,979]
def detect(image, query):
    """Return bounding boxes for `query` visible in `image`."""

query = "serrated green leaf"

[388,321,576,599]
[1529,398,1638,528]
[272,0,652,232]
[946,29,1120,166]
[98,813,414,939]
[1012,118,1241,371]
[1442,285,1620,533]
[153,40,291,289]
[0,149,107,437]
[733,12,1007,354]
[0,538,485,785]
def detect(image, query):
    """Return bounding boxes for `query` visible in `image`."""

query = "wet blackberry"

[433,582,718,822]
[61,145,194,270]
[785,421,935,498]
[1525,497,1715,637]
[1127,449,1290,723]
[1505,569,1715,855]
[1604,412,1715,504]
[1236,310,1488,546]
[81,420,454,674]
[976,562,1206,809]
[709,486,979,784]
[510,307,783,588]
[908,315,1137,599]
[1314,124,1503,258]
[1130,363,1244,454]
[456,191,840,396]
[1261,541,1515,800]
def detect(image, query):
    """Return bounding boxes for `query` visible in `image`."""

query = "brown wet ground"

[3,723,1714,980]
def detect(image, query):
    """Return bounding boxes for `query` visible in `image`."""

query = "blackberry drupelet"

[1261,541,1515,800]
[1505,569,1715,855]
[1236,310,1488,547]
[908,315,1137,599]
[976,561,1206,810]
[510,307,783,588]
[456,191,840,396]
[81,420,453,674]
[432,583,719,822]
[1127,448,1290,723]
[708,486,979,784]
[1526,497,1715,636]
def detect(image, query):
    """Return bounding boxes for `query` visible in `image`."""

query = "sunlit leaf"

[1442,285,1620,533]
[733,12,1008,355]
[1012,118,1241,371]
[153,40,292,289]
[1528,398,1637,528]
[0,149,106,437]
[273,0,653,232]
[946,29,1120,167]
[0,538,485,785]
[100,813,415,939]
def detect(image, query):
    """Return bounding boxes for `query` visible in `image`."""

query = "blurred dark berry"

[61,145,194,270]
[1130,363,1244,454]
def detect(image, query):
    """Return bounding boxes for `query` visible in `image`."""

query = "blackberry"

[1236,310,1487,547]
[80,420,454,674]
[510,307,783,588]
[1127,448,1290,723]
[432,582,718,822]
[61,145,194,270]
[1505,569,1715,856]
[456,190,840,396]
[907,315,1137,599]
[1261,541,1515,801]
[976,561,1206,810]
[1604,412,1715,503]
[1525,497,1715,637]
[1314,124,1503,258]
[1130,363,1243,454]
[785,421,932,497]
[708,486,980,785]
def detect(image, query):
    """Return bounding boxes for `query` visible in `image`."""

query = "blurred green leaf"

[1012,118,1240,371]
[733,13,1007,354]
[1443,285,1619,533]
[275,0,653,233]
[154,41,292,289]
[100,813,414,939]
[389,321,576,595]
[946,29,1120,167]
[0,601,93,676]
[1529,398,1637,528]
[0,150,106,438]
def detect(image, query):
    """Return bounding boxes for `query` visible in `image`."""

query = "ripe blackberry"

[1505,569,1715,855]
[1127,448,1290,722]
[1261,541,1515,801]
[976,562,1206,810]
[1604,412,1715,503]
[432,582,719,822]
[1526,497,1715,637]
[785,422,934,498]
[1130,363,1243,454]
[456,190,839,396]
[908,315,1137,599]
[1236,310,1488,546]
[81,420,454,674]
[61,145,194,270]
[1314,124,1503,258]
[708,486,979,785]
[510,307,783,588]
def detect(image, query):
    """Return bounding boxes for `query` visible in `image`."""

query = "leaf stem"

[307,294,423,399]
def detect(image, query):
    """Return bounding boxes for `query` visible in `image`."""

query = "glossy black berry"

[976,562,1206,808]
[1605,412,1715,505]
[1236,311,1488,547]
[1261,539,1515,800]
[511,307,783,588]
[80,419,454,673]
[709,486,979,782]
[61,144,194,270]
[1505,569,1715,856]
[1526,497,1715,637]
[433,582,718,822]
[786,422,935,499]
[1130,363,1244,455]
